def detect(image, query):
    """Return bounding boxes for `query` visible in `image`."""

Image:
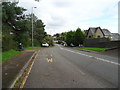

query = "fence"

[83,38,120,48]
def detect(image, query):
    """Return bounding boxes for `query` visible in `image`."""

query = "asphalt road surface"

[24,44,118,88]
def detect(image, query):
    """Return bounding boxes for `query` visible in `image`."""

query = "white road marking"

[59,45,120,66]
[78,69,86,75]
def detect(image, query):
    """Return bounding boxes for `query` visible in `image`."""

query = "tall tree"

[2,2,26,51]
[74,28,86,46]
[34,19,46,46]
[2,2,46,51]
[65,31,75,46]
[60,32,67,41]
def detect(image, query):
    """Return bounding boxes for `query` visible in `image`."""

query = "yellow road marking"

[21,50,40,88]
[47,58,53,62]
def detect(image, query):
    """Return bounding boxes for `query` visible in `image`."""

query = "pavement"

[24,44,119,88]
[100,48,119,58]
[2,49,36,88]
[73,47,119,58]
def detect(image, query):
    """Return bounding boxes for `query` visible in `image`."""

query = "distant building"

[84,27,120,41]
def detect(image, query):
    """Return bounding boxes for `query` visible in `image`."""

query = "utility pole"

[31,7,36,47]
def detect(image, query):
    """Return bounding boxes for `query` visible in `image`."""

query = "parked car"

[42,43,49,47]
[79,44,84,47]
[63,43,67,46]
[70,43,74,47]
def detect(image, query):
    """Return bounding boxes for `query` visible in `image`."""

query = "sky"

[18,0,119,35]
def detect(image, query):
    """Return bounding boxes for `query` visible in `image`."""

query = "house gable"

[95,28,104,38]
[86,27,105,38]
[87,28,93,38]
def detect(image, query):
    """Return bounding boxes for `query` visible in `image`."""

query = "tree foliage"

[57,28,86,46]
[43,35,54,46]
[65,31,75,46]
[2,2,47,51]
[74,28,86,46]
[60,32,67,41]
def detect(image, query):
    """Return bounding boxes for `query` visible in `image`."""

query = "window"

[98,35,100,38]
[89,36,91,38]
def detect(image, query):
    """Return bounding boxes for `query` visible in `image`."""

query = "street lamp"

[32,7,37,47]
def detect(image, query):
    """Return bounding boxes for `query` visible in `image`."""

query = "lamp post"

[32,7,37,47]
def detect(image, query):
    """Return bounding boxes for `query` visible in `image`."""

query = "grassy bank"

[1,46,41,63]
[2,49,21,63]
[25,46,41,49]
[76,47,107,52]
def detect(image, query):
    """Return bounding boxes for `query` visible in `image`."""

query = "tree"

[74,28,86,46]
[53,33,61,40]
[34,19,46,46]
[60,32,67,41]
[65,31,75,46]
[43,35,54,46]
[2,2,46,51]
[2,2,27,51]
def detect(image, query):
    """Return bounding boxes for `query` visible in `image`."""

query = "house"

[85,27,108,38]
[110,33,120,41]
[101,29,111,38]
[84,27,120,41]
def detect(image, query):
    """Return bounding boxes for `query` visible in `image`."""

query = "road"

[24,44,118,88]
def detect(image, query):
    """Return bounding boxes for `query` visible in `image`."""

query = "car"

[63,43,67,46]
[70,43,74,47]
[42,43,49,47]
[79,44,84,47]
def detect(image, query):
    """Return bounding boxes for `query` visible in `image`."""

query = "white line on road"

[59,46,120,66]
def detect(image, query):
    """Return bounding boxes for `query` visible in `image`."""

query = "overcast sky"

[18,0,119,35]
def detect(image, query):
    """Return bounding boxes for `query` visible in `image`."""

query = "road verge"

[9,50,40,88]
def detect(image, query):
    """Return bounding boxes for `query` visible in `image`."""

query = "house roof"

[102,29,111,36]
[86,27,114,37]
[87,27,104,36]
[111,33,120,40]
[84,30,89,35]
[89,28,97,35]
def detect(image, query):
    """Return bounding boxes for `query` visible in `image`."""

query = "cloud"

[51,0,72,7]
[47,17,66,27]
[18,0,119,35]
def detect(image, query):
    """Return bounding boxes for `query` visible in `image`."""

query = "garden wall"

[84,38,120,48]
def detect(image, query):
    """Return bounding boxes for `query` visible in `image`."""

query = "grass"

[1,46,41,63]
[76,47,107,52]
[25,46,41,49]
[2,49,21,63]
[0,52,1,63]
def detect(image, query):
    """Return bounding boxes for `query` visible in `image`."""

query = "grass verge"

[76,47,107,52]
[25,47,41,49]
[2,49,21,63]
[1,46,41,63]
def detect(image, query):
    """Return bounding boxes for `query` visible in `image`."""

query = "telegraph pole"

[31,7,36,47]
